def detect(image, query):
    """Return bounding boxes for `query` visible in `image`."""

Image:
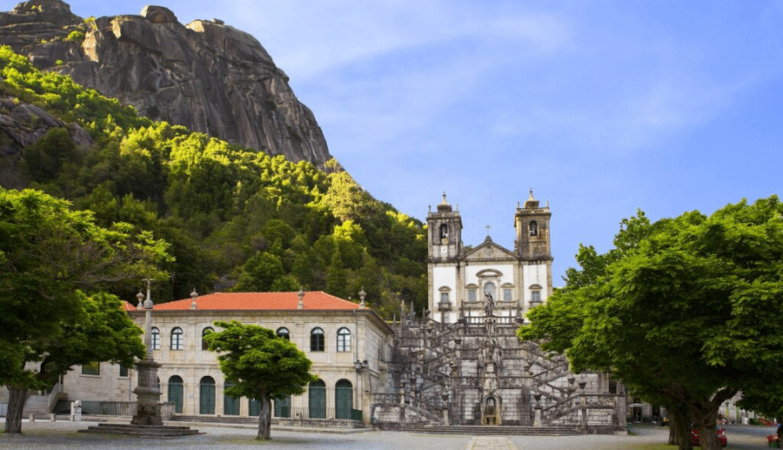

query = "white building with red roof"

[62,290,394,425]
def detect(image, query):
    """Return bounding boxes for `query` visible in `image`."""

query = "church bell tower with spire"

[515,189,552,261]
[427,192,462,262]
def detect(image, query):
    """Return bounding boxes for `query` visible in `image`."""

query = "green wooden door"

[168,376,183,413]
[249,398,260,416]
[200,377,215,414]
[335,380,353,419]
[274,395,291,418]
[224,382,239,415]
[308,380,326,418]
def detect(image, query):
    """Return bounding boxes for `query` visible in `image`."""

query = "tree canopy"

[0,187,168,433]
[518,196,783,450]
[204,320,317,440]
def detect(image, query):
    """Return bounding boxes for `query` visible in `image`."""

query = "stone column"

[131,285,163,426]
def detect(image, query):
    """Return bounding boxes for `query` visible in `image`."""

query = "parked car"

[690,424,728,447]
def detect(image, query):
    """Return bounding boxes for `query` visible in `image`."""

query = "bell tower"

[427,193,462,262]
[515,189,552,261]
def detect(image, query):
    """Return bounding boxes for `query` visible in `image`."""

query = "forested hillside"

[0,46,427,317]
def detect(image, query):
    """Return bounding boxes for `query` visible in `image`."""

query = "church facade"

[427,190,553,324]
[372,192,625,432]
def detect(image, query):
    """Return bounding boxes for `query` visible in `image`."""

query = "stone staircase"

[79,423,203,438]
[403,425,580,436]
[22,394,51,417]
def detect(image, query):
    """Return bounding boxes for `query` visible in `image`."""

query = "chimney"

[297,288,304,310]
[190,288,198,310]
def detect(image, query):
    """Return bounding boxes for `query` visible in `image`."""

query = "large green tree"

[204,320,317,440]
[0,188,169,433]
[519,197,783,450]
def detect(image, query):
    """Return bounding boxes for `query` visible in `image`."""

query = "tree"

[519,197,783,450]
[204,320,317,440]
[233,252,285,292]
[0,188,169,433]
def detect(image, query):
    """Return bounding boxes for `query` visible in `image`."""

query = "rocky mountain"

[0,0,332,166]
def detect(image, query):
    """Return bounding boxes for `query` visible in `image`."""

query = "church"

[427,190,553,324]
[372,191,624,432]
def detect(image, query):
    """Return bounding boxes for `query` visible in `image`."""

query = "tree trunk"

[4,385,29,434]
[670,407,692,450]
[255,393,272,440]
[696,409,721,450]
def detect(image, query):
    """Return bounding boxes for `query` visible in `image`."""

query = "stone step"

[22,395,51,416]
[79,423,203,438]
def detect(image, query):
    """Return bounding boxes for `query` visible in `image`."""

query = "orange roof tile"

[150,291,361,311]
[121,300,136,311]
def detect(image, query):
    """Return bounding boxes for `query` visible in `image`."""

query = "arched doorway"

[199,376,215,414]
[308,379,326,418]
[168,376,183,413]
[224,381,239,415]
[274,395,291,418]
[335,379,353,419]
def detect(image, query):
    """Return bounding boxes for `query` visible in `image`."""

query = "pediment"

[465,241,516,261]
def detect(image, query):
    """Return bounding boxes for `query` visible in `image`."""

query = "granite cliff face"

[0,0,332,166]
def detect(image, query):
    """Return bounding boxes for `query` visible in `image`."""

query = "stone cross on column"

[131,280,163,426]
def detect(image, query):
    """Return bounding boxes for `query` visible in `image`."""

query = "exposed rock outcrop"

[0,0,332,166]
[0,96,93,188]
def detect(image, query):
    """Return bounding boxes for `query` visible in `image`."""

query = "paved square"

[0,421,777,450]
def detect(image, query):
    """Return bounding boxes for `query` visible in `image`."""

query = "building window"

[468,289,476,302]
[531,291,541,306]
[529,221,538,236]
[202,327,214,351]
[337,327,351,352]
[276,327,290,341]
[151,327,160,350]
[310,327,324,352]
[171,327,184,350]
[440,292,449,303]
[119,365,128,377]
[82,362,100,375]
[443,313,449,323]
[503,288,512,301]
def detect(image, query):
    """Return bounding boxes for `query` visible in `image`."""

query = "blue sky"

[65,0,783,285]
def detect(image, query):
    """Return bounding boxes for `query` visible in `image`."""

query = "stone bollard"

[29,413,35,422]
[50,413,56,422]
[70,400,82,422]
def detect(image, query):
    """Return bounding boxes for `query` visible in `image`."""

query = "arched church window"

[276,327,290,341]
[440,224,449,242]
[171,327,184,350]
[529,221,538,236]
[468,289,476,302]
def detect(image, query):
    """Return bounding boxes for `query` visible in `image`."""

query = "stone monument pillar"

[131,282,163,426]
